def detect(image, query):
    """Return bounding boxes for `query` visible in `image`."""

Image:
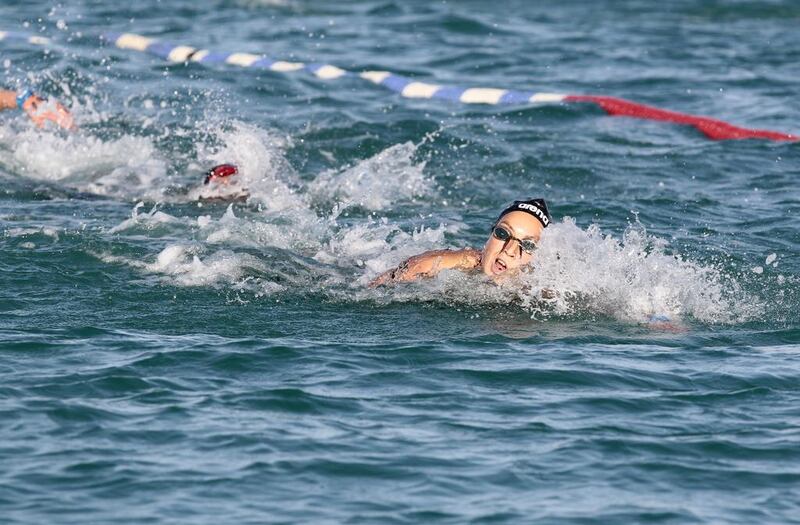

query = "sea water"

[1,1,799,523]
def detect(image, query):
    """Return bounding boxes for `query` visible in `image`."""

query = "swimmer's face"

[481,211,544,278]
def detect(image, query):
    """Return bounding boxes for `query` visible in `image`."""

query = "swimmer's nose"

[502,239,519,257]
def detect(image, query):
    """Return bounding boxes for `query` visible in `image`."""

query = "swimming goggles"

[492,226,537,254]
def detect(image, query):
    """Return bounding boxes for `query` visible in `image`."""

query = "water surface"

[2,1,799,523]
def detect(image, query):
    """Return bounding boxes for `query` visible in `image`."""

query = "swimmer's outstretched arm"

[369,248,481,287]
[0,89,75,130]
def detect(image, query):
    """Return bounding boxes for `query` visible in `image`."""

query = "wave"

[0,105,774,326]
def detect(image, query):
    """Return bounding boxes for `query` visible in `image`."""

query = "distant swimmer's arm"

[0,88,75,130]
[369,248,481,287]
[0,90,16,111]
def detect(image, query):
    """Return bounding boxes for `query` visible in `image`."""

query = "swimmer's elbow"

[369,268,399,288]
[369,254,438,287]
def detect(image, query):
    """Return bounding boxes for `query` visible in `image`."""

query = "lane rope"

[3,29,796,142]
[104,32,796,142]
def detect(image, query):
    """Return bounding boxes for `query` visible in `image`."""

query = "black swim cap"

[496,198,551,228]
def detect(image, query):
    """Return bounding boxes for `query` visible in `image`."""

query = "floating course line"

[101,33,798,142]
[3,29,796,142]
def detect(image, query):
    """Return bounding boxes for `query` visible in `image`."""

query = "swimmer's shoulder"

[368,247,480,287]
[455,247,481,269]
[417,247,480,270]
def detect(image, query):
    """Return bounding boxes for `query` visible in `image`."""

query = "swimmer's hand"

[368,249,480,288]
[22,94,76,131]
[646,314,686,333]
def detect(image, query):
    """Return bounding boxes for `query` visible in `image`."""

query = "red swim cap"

[204,163,239,184]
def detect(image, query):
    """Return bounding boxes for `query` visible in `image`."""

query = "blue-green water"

[2,1,800,523]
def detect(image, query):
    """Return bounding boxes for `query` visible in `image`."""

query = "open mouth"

[492,258,507,274]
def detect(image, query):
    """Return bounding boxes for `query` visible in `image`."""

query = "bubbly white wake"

[3,111,753,323]
[189,122,303,209]
[96,242,283,295]
[308,141,430,211]
[352,218,759,325]
[0,120,168,201]
[95,122,439,297]
[515,219,756,323]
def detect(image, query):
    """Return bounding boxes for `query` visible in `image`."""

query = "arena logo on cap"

[517,202,550,226]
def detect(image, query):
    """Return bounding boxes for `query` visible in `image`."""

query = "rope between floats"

[3,29,796,142]
[104,32,796,142]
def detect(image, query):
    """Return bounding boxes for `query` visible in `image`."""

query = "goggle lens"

[493,226,511,241]
[492,227,537,254]
[519,240,537,253]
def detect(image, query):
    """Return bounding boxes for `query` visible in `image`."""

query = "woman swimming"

[0,88,75,129]
[370,198,551,286]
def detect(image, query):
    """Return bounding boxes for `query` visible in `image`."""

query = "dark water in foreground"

[2,0,800,523]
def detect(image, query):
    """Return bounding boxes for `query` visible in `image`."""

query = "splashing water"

[1,109,760,325]
[515,219,757,323]
[0,121,168,200]
[97,124,440,296]
[347,218,755,325]
[190,121,302,210]
[308,141,430,211]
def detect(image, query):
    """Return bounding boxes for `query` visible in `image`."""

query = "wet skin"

[480,211,543,278]
[370,210,545,286]
[0,90,75,130]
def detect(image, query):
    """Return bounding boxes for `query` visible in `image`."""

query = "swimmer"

[370,198,551,287]
[204,163,239,185]
[0,88,75,130]
[196,163,249,202]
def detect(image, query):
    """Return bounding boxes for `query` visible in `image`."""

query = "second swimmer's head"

[204,163,239,185]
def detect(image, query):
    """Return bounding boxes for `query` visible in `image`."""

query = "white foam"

[192,203,327,254]
[318,220,452,273]
[4,226,60,240]
[14,106,742,323]
[96,243,283,295]
[355,218,756,324]
[0,122,167,200]
[191,121,306,212]
[107,202,187,234]
[515,219,756,323]
[308,141,430,211]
